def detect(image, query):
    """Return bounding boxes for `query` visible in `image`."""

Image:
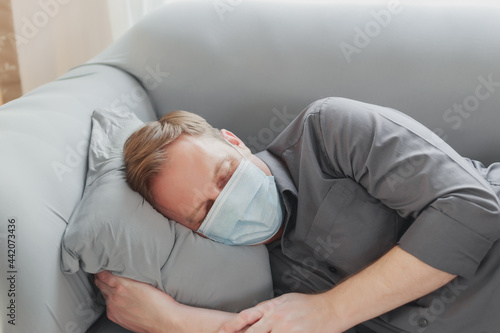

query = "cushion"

[60,108,273,312]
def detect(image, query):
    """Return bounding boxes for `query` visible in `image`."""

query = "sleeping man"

[94,97,500,333]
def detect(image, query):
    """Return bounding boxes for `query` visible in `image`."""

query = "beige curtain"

[107,0,167,40]
[2,0,166,99]
[0,0,22,104]
[8,0,113,96]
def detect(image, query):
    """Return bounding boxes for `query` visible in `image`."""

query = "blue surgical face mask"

[197,143,283,245]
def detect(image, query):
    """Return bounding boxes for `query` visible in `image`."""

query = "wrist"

[314,288,354,332]
[152,294,182,333]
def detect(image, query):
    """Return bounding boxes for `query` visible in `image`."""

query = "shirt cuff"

[398,206,494,278]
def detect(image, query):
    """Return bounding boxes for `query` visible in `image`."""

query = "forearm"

[321,245,456,331]
[166,303,239,333]
[94,270,241,333]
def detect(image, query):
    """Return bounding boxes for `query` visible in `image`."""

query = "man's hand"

[94,271,178,333]
[220,246,456,333]
[95,271,249,333]
[219,293,341,333]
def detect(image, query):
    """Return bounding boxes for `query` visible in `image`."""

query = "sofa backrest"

[0,64,156,333]
[91,0,500,164]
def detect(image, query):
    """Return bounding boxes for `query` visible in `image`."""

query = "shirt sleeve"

[312,97,500,278]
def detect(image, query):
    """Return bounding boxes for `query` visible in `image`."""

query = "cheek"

[161,194,190,217]
[164,204,196,229]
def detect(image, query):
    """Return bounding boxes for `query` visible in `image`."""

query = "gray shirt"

[257,97,500,333]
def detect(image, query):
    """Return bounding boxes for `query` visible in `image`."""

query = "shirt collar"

[256,150,297,252]
[256,150,297,197]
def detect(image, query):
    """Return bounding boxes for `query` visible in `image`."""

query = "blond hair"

[123,110,222,207]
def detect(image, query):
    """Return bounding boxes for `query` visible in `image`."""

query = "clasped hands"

[218,292,340,333]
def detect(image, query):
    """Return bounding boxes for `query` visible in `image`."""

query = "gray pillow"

[61,108,273,312]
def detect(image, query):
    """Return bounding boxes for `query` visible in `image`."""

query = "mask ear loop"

[224,138,247,160]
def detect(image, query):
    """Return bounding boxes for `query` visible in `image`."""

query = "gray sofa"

[1,1,500,332]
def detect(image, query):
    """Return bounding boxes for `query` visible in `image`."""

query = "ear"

[220,129,248,149]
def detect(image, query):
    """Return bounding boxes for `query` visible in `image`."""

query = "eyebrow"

[187,155,230,225]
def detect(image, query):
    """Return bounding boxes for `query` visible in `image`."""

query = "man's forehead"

[149,139,233,214]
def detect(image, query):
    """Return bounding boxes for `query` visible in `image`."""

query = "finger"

[94,275,108,292]
[94,273,118,304]
[248,311,277,333]
[94,278,111,302]
[96,270,119,288]
[95,270,107,282]
[243,297,289,333]
[219,308,264,333]
[218,316,249,333]
[240,308,265,326]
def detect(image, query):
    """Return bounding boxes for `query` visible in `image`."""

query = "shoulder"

[266,97,377,152]
[315,97,382,120]
[313,97,430,138]
[288,97,373,130]
[300,97,384,130]
[306,98,385,140]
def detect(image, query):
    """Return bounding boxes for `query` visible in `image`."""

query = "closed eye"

[196,156,238,229]
[219,165,232,189]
